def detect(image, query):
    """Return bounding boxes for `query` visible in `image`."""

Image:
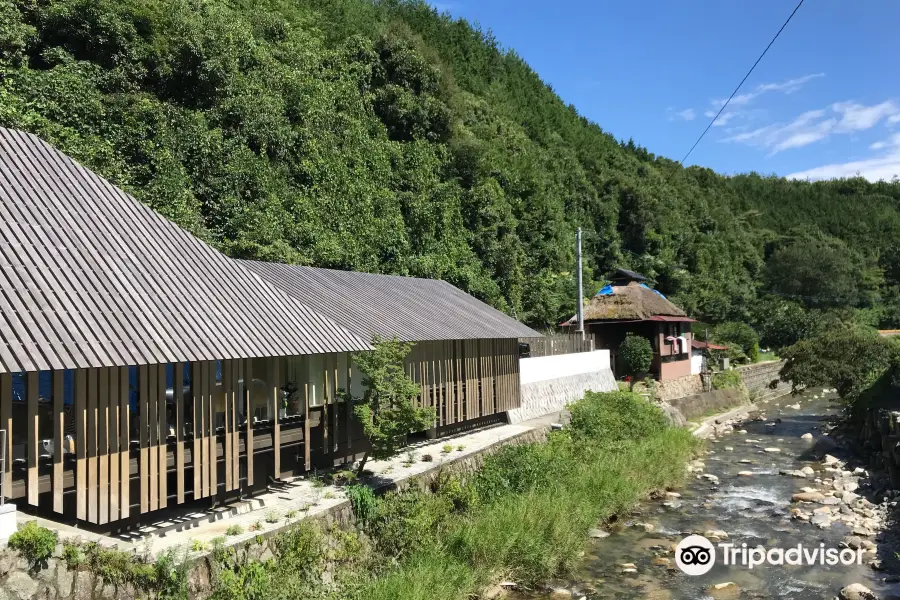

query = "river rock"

[652,557,672,567]
[801,433,814,440]
[550,590,574,599]
[704,529,728,540]
[801,466,816,476]
[813,435,838,457]
[824,454,840,465]
[764,447,781,453]
[811,513,831,528]
[665,491,681,498]
[737,471,754,476]
[707,582,740,600]
[840,583,878,600]
[702,474,719,482]
[788,403,801,410]
[588,528,609,538]
[793,491,826,503]
[842,536,865,550]
[483,585,507,599]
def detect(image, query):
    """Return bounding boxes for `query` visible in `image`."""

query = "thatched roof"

[564,281,689,324]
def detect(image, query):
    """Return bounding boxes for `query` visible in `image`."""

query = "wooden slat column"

[26,371,38,506]
[223,360,232,492]
[303,382,310,472]
[331,354,339,455]
[230,360,239,491]
[322,357,329,457]
[206,361,216,500]
[272,358,281,480]
[98,368,109,524]
[74,369,87,520]
[87,368,98,522]
[118,366,129,519]
[244,359,253,488]
[52,371,64,513]
[108,368,120,521]
[157,365,167,509]
[148,364,159,512]
[1,373,10,502]
[192,362,202,499]
[174,362,184,504]
[139,364,149,514]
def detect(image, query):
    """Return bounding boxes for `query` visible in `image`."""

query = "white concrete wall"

[510,350,616,423]
[691,352,704,375]
[519,350,611,385]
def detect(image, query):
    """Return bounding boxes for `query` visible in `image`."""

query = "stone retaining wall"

[509,370,617,423]
[667,388,748,422]
[655,374,704,402]
[737,360,789,402]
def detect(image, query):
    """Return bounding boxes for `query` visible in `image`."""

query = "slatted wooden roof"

[240,261,541,341]
[0,128,370,374]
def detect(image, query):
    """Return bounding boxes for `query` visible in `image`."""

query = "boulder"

[801,433,814,440]
[840,583,878,600]
[813,435,838,457]
[792,491,826,503]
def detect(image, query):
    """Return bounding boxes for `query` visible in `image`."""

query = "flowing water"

[514,392,900,600]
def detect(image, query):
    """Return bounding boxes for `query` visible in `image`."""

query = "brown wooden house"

[562,269,694,381]
[0,128,537,532]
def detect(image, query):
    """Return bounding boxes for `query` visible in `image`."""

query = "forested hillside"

[2,0,900,329]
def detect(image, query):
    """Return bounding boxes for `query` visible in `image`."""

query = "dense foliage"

[617,333,653,377]
[1,0,899,328]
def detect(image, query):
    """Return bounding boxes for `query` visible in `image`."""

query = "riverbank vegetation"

[3,390,696,599]
[2,0,900,332]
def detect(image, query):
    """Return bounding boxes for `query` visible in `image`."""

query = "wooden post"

[231,360,239,491]
[244,359,254,488]
[223,360,232,492]
[0,374,10,503]
[174,362,184,504]
[26,371,38,506]
[98,367,109,524]
[148,364,158,512]
[119,366,129,519]
[303,382,310,472]
[52,370,64,513]
[273,358,280,480]
[109,368,120,521]
[87,368,98,522]
[322,357,329,457]
[139,364,149,513]
[207,361,216,500]
[157,364,167,509]
[75,369,87,520]
[192,362,201,499]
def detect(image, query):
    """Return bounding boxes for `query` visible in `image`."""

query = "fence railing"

[519,334,597,358]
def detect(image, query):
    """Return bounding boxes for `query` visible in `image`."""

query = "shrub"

[8,521,57,569]
[347,484,378,525]
[618,334,653,377]
[712,370,742,390]
[436,474,478,513]
[367,489,453,557]
[567,391,668,444]
[713,322,760,363]
[441,444,453,454]
[265,511,280,524]
[191,539,209,552]
[226,524,244,536]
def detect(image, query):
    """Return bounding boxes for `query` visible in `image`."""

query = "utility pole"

[576,227,584,338]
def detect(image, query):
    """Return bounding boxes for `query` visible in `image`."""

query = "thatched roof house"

[563,269,694,381]
[563,269,689,324]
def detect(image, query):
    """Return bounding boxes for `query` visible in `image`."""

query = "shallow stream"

[513,393,900,600]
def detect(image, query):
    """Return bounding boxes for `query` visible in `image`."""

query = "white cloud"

[667,107,696,121]
[709,73,824,111]
[886,113,900,124]
[832,101,898,132]
[722,101,900,154]
[788,133,900,182]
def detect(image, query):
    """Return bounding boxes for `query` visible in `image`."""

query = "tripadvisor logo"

[675,535,864,575]
[675,535,716,575]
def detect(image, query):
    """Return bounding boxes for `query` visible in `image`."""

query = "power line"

[681,0,806,165]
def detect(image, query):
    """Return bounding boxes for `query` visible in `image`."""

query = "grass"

[757,350,779,362]
[199,390,697,600]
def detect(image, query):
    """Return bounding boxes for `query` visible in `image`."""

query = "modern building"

[562,269,694,381]
[0,128,537,530]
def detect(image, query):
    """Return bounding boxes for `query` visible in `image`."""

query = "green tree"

[713,321,759,363]
[352,336,435,476]
[618,334,653,378]
[778,326,899,403]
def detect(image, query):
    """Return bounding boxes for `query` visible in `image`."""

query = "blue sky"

[430,0,900,181]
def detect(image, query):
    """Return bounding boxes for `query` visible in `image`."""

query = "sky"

[429,0,900,181]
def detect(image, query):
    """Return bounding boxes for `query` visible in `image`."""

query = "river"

[512,392,900,600]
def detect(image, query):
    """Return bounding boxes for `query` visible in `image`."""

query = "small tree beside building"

[352,336,436,476]
[619,333,653,379]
